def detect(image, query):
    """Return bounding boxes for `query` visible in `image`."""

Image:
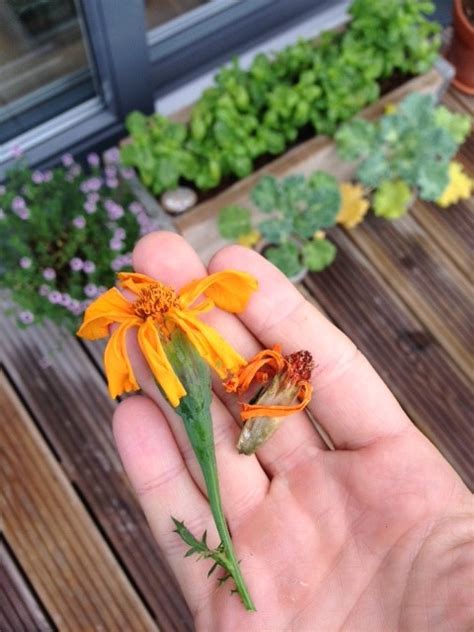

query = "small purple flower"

[10,145,23,159]
[83,260,96,274]
[129,201,143,215]
[111,256,124,271]
[105,165,117,179]
[121,252,133,266]
[84,283,98,298]
[83,200,97,214]
[42,267,56,281]
[114,227,126,240]
[73,216,86,229]
[106,177,119,189]
[32,170,44,184]
[39,284,50,297]
[87,177,102,192]
[12,196,26,211]
[70,257,84,272]
[62,153,74,168]
[120,167,135,180]
[68,164,81,178]
[48,291,62,304]
[20,256,32,269]
[16,207,31,220]
[59,293,73,307]
[96,285,107,295]
[43,170,53,182]
[87,152,100,167]
[109,238,123,251]
[68,298,81,314]
[107,202,124,220]
[19,310,34,325]
[87,192,100,204]
[103,147,120,164]
[0,185,5,195]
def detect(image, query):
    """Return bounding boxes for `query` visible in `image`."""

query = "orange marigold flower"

[77,270,258,406]
[225,345,314,454]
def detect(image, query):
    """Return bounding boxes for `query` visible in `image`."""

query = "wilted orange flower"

[77,270,257,406]
[224,345,313,420]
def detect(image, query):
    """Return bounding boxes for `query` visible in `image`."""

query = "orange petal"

[117,271,157,295]
[240,381,313,421]
[77,288,136,339]
[104,320,139,398]
[224,346,285,394]
[169,308,246,378]
[137,318,186,407]
[178,271,258,313]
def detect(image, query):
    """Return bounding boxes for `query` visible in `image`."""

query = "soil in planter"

[180,71,415,208]
[463,0,474,25]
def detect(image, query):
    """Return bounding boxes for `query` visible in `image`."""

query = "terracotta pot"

[446,0,474,95]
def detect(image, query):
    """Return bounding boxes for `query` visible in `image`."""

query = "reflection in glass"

[145,0,210,31]
[0,0,95,143]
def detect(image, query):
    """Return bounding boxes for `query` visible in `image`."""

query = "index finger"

[208,245,412,450]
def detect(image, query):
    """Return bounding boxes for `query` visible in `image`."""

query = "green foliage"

[373,180,413,218]
[217,205,252,239]
[302,238,337,271]
[264,242,304,278]
[335,93,472,212]
[122,1,440,195]
[0,153,154,331]
[218,171,340,278]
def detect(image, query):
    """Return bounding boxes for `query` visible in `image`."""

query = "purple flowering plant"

[0,151,157,331]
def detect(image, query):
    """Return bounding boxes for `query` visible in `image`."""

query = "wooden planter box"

[169,58,454,263]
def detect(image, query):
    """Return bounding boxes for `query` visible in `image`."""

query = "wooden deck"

[1,88,473,631]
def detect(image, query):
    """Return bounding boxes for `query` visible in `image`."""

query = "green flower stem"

[165,330,256,612]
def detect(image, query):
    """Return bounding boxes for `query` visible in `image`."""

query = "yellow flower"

[77,270,258,405]
[384,103,398,115]
[313,230,326,240]
[437,161,473,208]
[337,182,370,229]
[237,229,261,248]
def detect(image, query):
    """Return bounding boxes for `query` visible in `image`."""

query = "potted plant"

[120,0,442,201]
[218,172,341,280]
[334,93,473,218]
[0,150,163,332]
[446,0,474,95]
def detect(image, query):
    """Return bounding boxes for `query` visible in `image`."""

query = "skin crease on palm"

[113,231,473,632]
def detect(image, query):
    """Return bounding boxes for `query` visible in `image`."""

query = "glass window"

[145,0,211,31]
[0,0,97,144]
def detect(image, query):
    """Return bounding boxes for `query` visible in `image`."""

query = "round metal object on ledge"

[161,187,197,215]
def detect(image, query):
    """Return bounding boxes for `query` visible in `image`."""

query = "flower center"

[285,350,314,382]
[133,283,179,319]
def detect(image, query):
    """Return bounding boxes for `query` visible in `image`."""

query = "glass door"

[0,0,97,144]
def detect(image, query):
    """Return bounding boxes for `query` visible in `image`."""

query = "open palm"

[114,232,472,631]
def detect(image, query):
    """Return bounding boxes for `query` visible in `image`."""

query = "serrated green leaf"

[301,238,337,272]
[417,161,450,201]
[218,205,252,240]
[434,106,471,144]
[259,217,293,243]
[264,242,303,278]
[251,175,280,212]
[335,119,378,160]
[373,180,412,219]
[357,152,391,188]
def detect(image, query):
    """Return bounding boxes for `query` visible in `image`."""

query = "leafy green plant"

[218,172,340,278]
[0,151,159,331]
[335,93,472,218]
[122,1,440,196]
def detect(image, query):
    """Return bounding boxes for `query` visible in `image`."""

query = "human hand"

[113,232,473,631]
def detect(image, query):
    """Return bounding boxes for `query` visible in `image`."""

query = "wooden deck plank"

[0,319,193,631]
[1,374,157,631]
[346,211,473,378]
[303,230,473,488]
[0,539,52,632]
